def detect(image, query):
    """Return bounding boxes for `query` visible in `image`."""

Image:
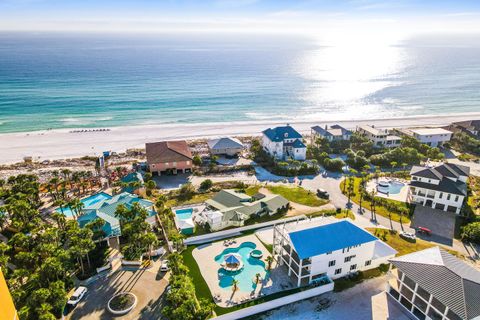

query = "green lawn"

[244,185,261,196]
[165,192,215,207]
[340,178,411,223]
[267,185,328,207]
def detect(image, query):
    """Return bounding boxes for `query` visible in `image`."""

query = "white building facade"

[273,220,397,287]
[402,128,453,147]
[408,163,469,214]
[262,125,306,161]
[357,125,402,148]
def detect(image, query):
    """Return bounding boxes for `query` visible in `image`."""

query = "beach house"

[408,163,469,214]
[387,247,480,320]
[400,127,453,147]
[77,192,156,238]
[262,125,306,161]
[204,189,289,231]
[207,137,244,157]
[448,120,480,138]
[273,220,397,287]
[146,140,193,175]
[357,125,402,148]
[311,125,352,144]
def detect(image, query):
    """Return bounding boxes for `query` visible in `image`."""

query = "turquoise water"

[214,242,267,293]
[175,208,193,221]
[1,33,480,133]
[378,181,405,195]
[56,192,112,218]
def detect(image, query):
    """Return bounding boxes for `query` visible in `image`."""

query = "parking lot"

[66,259,169,320]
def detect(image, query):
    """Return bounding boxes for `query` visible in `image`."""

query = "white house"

[311,125,352,144]
[408,163,469,214]
[401,128,453,147]
[357,125,402,148]
[273,220,397,287]
[387,247,480,320]
[262,125,306,161]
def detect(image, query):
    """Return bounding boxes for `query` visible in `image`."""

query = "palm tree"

[255,273,261,284]
[69,198,84,220]
[232,279,239,293]
[266,256,274,270]
[390,161,398,177]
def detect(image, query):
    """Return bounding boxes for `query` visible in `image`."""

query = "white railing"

[184,215,307,245]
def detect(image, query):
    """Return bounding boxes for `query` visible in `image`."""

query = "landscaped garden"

[341,176,412,223]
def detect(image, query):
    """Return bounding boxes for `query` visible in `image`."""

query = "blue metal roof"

[263,125,302,142]
[288,221,378,259]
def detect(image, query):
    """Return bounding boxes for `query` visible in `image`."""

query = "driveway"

[263,276,409,320]
[153,173,191,190]
[66,259,169,320]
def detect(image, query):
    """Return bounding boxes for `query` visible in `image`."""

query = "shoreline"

[1,111,479,165]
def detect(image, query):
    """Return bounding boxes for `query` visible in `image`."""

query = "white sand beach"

[1,112,479,165]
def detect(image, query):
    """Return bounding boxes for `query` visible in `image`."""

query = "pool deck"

[366,179,409,202]
[192,234,295,307]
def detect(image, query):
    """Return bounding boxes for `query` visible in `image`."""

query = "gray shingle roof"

[410,179,467,196]
[390,247,480,320]
[311,124,352,137]
[207,137,244,150]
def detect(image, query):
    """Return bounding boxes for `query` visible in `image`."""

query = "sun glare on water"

[294,32,410,121]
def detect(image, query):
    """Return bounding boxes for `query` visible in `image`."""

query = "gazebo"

[222,253,244,272]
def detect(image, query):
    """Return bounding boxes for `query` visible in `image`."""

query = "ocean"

[0,32,479,134]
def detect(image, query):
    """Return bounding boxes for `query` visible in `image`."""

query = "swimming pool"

[175,208,193,220]
[214,242,268,293]
[377,180,405,195]
[56,192,112,218]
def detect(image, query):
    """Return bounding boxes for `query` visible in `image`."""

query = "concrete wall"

[213,282,334,320]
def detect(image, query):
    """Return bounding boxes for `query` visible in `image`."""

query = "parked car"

[417,227,432,235]
[400,232,416,242]
[317,188,330,199]
[67,286,87,307]
[161,260,169,272]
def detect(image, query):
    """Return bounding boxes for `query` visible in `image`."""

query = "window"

[439,192,443,198]
[447,194,451,200]
[455,195,459,202]
[344,255,355,263]
[328,260,336,267]
[403,275,416,290]
[365,260,371,266]
[334,268,342,275]
[430,296,446,314]
[350,264,357,271]
[326,251,332,255]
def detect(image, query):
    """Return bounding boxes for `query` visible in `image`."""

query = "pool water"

[214,242,268,293]
[56,192,112,218]
[377,181,405,195]
[175,208,193,220]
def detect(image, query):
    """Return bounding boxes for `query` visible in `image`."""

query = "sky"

[1,0,480,40]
